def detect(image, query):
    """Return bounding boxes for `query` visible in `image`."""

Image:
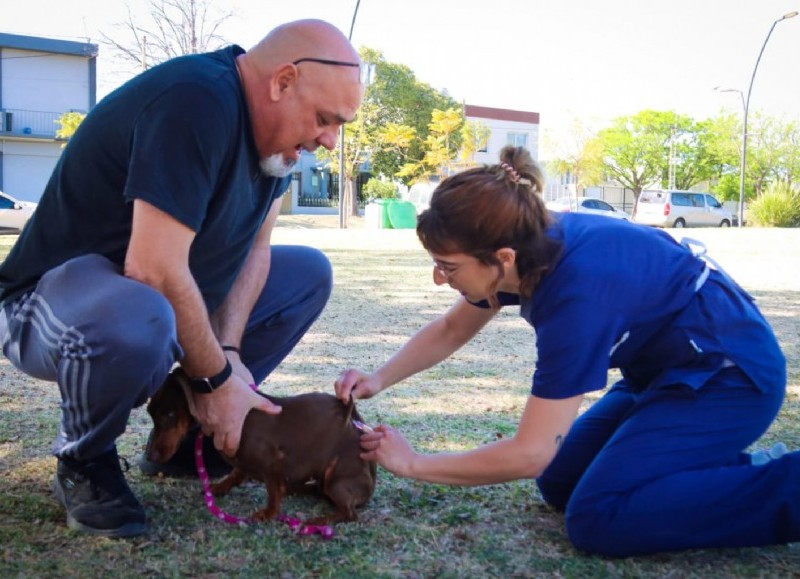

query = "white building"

[464,104,540,164]
[0,33,98,202]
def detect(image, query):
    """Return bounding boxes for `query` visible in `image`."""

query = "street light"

[339,0,362,229]
[714,85,745,223]
[734,10,798,227]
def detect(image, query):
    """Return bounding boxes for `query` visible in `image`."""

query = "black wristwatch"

[189,359,233,394]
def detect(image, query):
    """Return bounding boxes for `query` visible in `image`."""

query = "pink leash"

[193,384,336,539]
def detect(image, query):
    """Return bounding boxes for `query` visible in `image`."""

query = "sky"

[4,0,800,155]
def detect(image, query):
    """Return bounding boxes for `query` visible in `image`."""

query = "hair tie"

[500,162,531,186]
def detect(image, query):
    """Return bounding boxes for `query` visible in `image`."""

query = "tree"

[459,119,491,166]
[589,110,671,198]
[704,113,741,201]
[101,0,232,72]
[544,117,604,195]
[358,48,460,181]
[315,48,461,223]
[54,112,86,147]
[669,118,720,191]
[746,114,800,195]
[588,110,726,209]
[396,107,465,181]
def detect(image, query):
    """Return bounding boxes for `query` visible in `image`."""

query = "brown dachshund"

[145,368,377,526]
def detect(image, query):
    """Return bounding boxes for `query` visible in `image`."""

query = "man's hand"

[191,374,281,456]
[224,349,255,389]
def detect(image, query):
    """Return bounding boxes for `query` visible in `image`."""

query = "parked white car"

[0,190,37,233]
[633,190,733,228]
[546,196,632,221]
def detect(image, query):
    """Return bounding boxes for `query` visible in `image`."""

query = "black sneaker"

[138,425,233,479]
[53,447,148,538]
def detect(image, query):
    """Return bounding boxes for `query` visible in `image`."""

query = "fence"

[544,184,638,214]
[296,172,368,210]
[1,109,62,138]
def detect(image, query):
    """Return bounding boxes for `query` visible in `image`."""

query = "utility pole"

[338,0,362,229]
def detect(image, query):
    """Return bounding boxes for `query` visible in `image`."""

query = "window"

[672,193,691,207]
[688,194,704,207]
[595,200,614,211]
[0,195,15,210]
[507,132,528,148]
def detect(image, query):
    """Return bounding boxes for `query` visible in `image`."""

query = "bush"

[747,182,800,227]
[363,178,398,200]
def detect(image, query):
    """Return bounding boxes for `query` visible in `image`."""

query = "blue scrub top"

[482,214,785,399]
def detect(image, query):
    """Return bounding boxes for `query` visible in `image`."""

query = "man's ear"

[269,63,298,101]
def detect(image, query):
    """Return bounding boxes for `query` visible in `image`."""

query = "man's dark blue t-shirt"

[0,45,288,312]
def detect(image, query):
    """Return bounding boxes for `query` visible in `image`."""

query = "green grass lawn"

[1,226,799,577]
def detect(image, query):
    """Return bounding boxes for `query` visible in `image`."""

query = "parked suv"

[633,190,733,228]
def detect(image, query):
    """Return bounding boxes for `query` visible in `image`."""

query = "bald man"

[0,19,364,538]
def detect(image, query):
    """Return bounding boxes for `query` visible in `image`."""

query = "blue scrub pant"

[0,246,332,461]
[536,368,798,557]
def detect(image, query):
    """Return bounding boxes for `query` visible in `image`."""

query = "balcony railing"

[0,109,64,138]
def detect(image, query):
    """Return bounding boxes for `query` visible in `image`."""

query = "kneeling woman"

[335,145,793,557]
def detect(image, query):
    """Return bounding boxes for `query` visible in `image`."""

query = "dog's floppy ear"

[172,367,201,418]
[343,395,356,424]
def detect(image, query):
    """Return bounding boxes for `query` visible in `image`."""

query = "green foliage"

[745,114,800,195]
[545,118,604,192]
[54,111,86,147]
[582,110,799,199]
[460,119,491,164]
[392,107,466,182]
[362,178,398,200]
[592,110,719,193]
[358,47,460,182]
[747,182,800,227]
[590,110,676,194]
[712,173,741,202]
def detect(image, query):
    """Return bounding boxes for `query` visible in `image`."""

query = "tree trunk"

[348,176,359,217]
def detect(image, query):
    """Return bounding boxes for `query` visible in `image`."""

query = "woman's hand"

[334,368,383,402]
[358,425,417,477]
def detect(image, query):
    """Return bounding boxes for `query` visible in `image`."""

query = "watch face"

[189,378,213,394]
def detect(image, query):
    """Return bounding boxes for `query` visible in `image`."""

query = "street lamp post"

[714,86,745,223]
[338,0,362,229]
[735,10,798,228]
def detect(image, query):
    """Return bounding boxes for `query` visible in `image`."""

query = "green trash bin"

[371,198,396,229]
[387,200,417,229]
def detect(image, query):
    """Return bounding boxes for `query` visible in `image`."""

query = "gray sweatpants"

[0,246,332,461]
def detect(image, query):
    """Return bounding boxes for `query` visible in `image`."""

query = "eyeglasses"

[292,58,372,84]
[432,261,465,281]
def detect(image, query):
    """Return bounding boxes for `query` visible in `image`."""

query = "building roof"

[464,104,539,124]
[0,32,98,58]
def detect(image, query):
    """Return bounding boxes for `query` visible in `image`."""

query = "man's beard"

[259,153,296,178]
